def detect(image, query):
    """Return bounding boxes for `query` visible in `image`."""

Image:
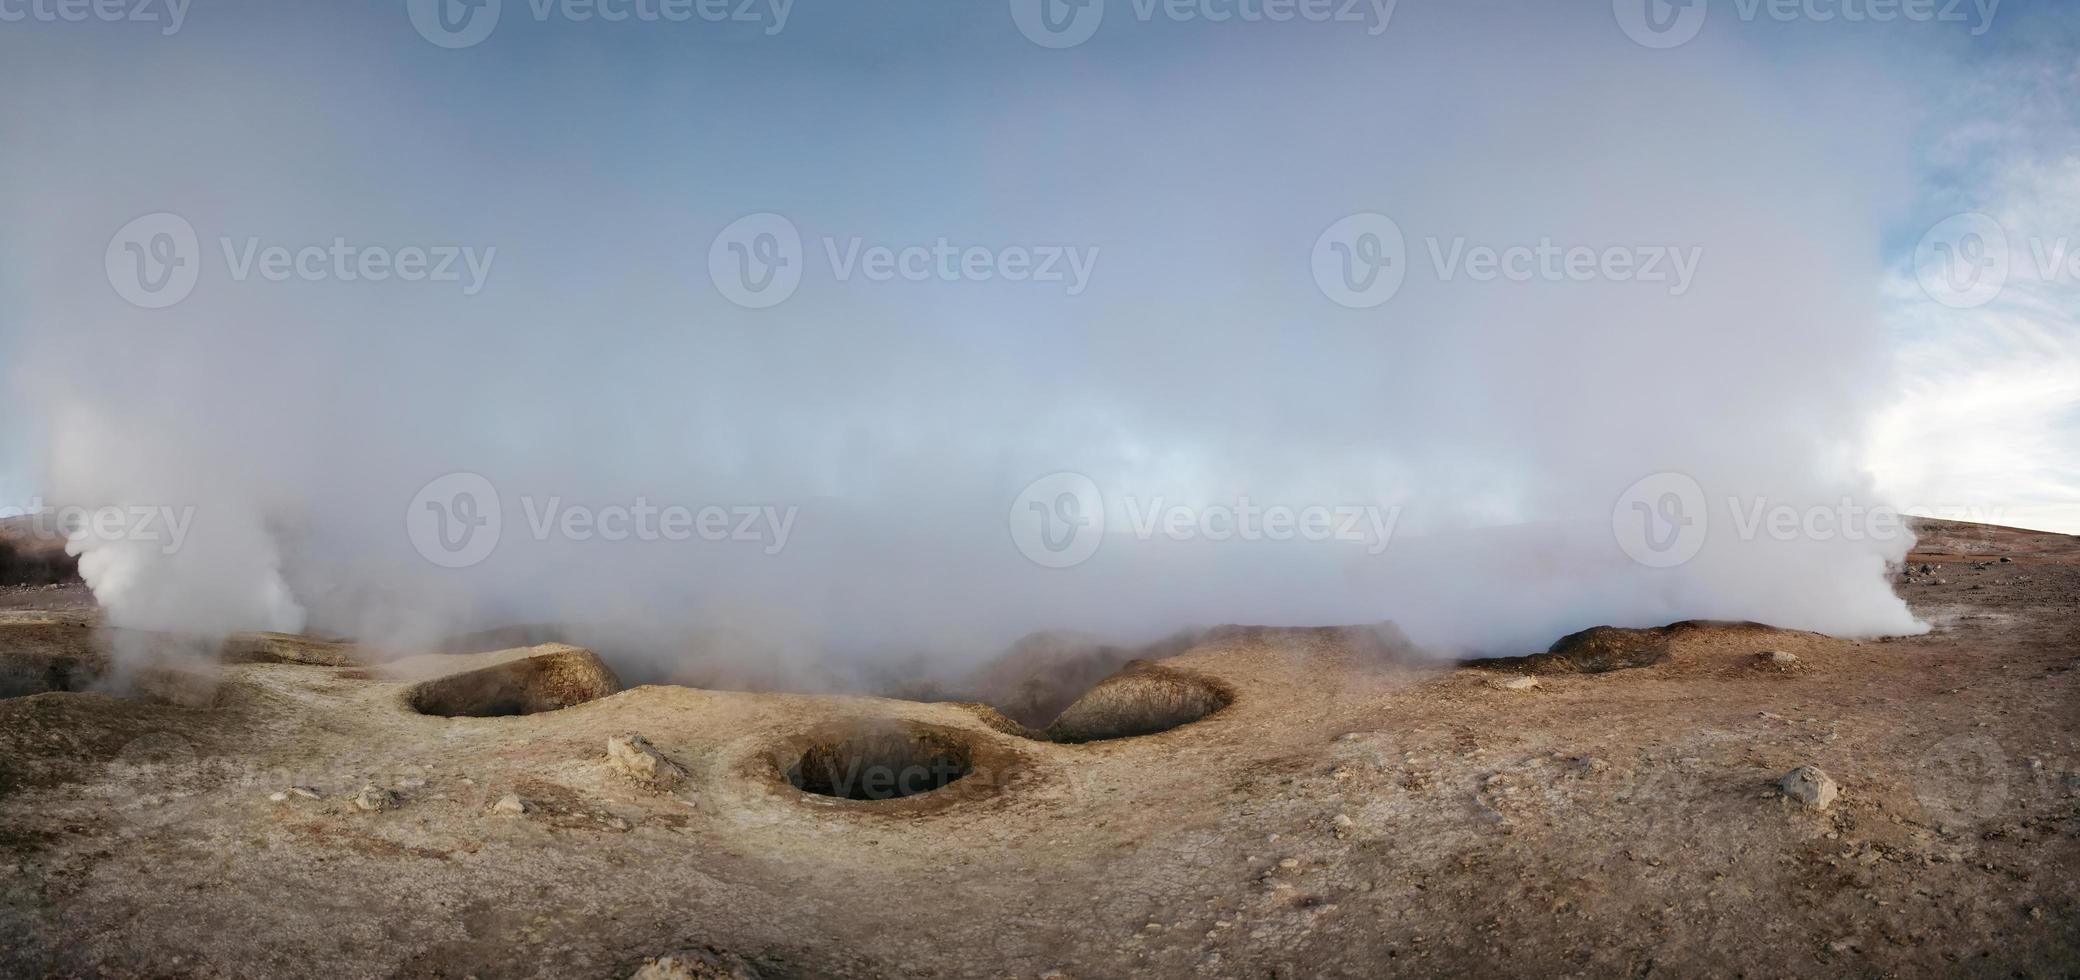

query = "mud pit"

[785,724,975,801]
[0,518,2076,978]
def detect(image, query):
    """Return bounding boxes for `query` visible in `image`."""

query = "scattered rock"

[267,791,288,803]
[1331,814,1353,830]
[288,786,323,800]
[352,784,398,812]
[1276,857,1300,870]
[1493,675,1540,691]
[608,733,689,790]
[1999,556,2013,563]
[490,793,528,816]
[1760,650,1799,666]
[628,946,760,980]
[1779,766,1839,811]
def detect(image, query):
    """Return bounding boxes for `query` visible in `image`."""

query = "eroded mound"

[1512,625,1676,673]
[407,645,622,717]
[1042,660,1233,743]
[219,632,361,667]
[1479,620,1798,674]
[787,723,975,801]
[961,629,1205,730]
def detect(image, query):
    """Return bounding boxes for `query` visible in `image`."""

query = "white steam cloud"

[0,4,1940,680]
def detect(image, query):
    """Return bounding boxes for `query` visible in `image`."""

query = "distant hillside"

[0,516,78,586]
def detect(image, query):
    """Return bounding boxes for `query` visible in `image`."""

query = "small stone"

[352,784,397,812]
[490,793,527,816]
[267,791,288,803]
[288,786,322,800]
[628,947,760,980]
[1277,857,1300,870]
[1999,556,2013,563]
[1494,675,1539,691]
[1761,650,1799,666]
[1779,765,1839,811]
[608,733,689,790]
[1331,814,1354,829]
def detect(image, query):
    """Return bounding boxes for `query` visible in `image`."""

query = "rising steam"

[0,2,1950,681]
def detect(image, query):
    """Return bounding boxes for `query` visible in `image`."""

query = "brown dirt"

[0,518,2075,977]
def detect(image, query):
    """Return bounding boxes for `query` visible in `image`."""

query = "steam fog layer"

[0,2,1958,675]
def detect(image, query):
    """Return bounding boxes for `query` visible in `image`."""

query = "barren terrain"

[1,519,2076,978]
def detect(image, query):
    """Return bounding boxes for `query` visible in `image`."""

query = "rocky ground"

[0,519,2076,978]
